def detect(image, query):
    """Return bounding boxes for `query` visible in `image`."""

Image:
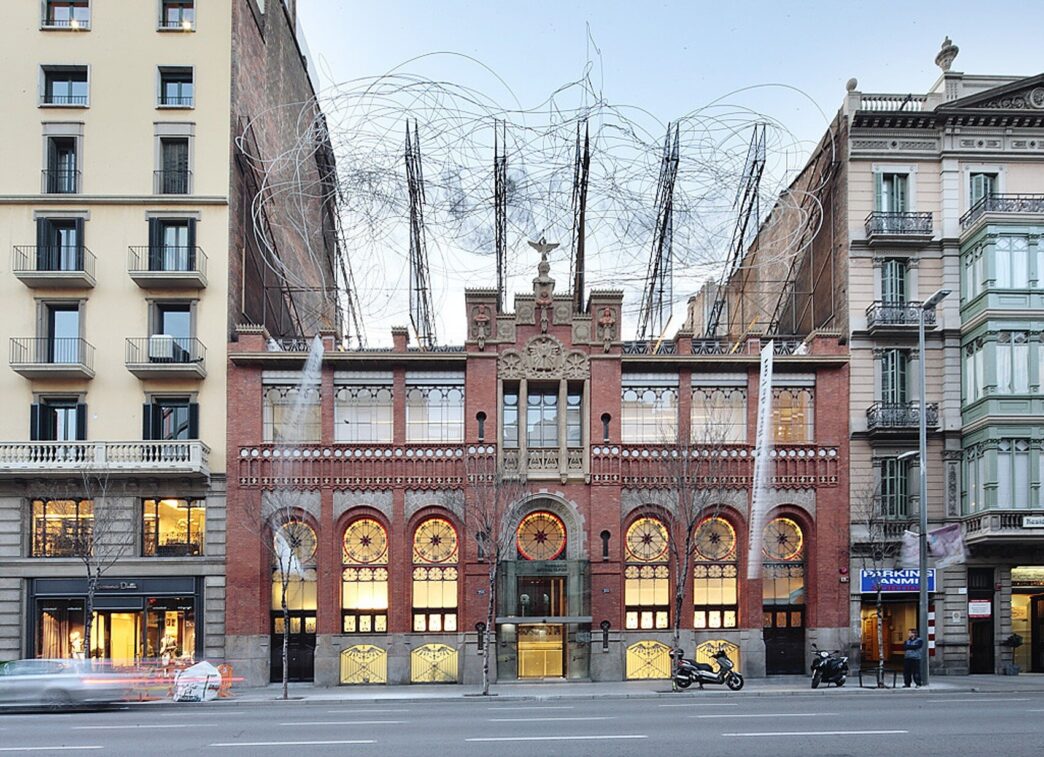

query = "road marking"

[0,749,104,753]
[488,716,611,722]
[723,730,909,737]
[210,741,375,748]
[924,697,1030,703]
[487,705,574,710]
[281,721,405,726]
[694,713,836,719]
[467,735,647,742]
[659,702,738,707]
[326,708,412,714]
[73,724,217,730]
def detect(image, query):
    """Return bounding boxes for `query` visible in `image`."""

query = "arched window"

[762,516,805,632]
[693,516,738,629]
[516,511,566,560]
[271,518,317,614]
[624,516,669,630]
[342,517,388,634]
[412,517,459,633]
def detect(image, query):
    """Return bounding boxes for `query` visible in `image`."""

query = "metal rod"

[918,303,929,688]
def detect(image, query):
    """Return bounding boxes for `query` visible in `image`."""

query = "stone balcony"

[962,510,1044,544]
[0,440,210,478]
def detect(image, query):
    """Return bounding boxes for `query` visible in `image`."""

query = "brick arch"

[336,506,392,565]
[512,493,586,560]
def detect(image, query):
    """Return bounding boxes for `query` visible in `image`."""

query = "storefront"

[28,577,203,666]
[1011,567,1044,673]
[858,569,935,669]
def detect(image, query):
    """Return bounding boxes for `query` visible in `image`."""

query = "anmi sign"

[859,569,936,593]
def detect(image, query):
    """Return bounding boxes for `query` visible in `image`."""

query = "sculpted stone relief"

[498,335,590,380]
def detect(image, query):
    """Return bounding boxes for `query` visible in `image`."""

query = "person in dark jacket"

[903,628,923,687]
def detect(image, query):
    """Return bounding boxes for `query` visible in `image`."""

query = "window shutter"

[142,402,153,440]
[148,219,161,270]
[29,403,42,441]
[73,218,85,270]
[873,173,883,212]
[36,218,51,270]
[188,402,200,439]
[187,219,197,269]
[75,403,87,440]
[895,175,907,212]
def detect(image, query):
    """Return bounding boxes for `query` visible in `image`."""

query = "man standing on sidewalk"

[903,628,924,687]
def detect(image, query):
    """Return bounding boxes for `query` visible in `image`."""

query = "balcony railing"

[865,401,939,432]
[128,246,207,288]
[43,93,88,106]
[126,337,207,378]
[159,95,194,107]
[865,301,936,330]
[959,193,1044,231]
[42,169,80,194]
[865,211,933,239]
[856,93,930,112]
[12,245,96,288]
[0,440,209,477]
[153,169,191,195]
[158,18,195,31]
[963,510,1044,542]
[10,337,95,378]
[42,17,91,30]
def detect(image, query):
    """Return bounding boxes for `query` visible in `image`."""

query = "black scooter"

[810,645,848,688]
[672,648,744,691]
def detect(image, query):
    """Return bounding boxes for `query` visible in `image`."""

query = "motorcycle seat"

[690,662,714,673]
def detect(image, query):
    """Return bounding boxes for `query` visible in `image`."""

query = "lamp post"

[910,287,950,687]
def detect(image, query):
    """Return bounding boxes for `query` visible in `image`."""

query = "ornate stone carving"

[596,305,617,352]
[498,335,590,380]
[572,321,591,343]
[471,303,492,350]
[496,319,516,341]
[974,86,1044,111]
[934,37,958,73]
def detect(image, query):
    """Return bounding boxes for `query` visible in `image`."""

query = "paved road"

[1,691,1043,755]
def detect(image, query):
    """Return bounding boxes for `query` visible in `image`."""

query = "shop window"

[335,385,392,443]
[691,387,746,444]
[342,518,389,633]
[411,517,459,633]
[624,517,669,630]
[516,511,566,561]
[31,498,93,557]
[263,385,321,443]
[621,385,678,443]
[406,383,464,443]
[144,597,195,663]
[772,388,814,443]
[37,599,85,659]
[143,498,205,556]
[693,516,738,629]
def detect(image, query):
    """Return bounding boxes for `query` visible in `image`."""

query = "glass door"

[48,306,80,363]
[517,624,564,678]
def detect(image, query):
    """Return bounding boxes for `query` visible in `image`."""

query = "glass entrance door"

[1032,597,1044,673]
[517,623,563,678]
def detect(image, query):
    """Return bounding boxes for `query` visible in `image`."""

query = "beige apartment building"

[690,42,1044,675]
[0,0,337,668]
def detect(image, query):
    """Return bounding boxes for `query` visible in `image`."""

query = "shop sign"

[1022,516,1044,528]
[96,581,138,591]
[968,600,991,618]
[859,568,936,593]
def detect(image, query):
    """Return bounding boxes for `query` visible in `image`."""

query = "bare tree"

[464,449,528,696]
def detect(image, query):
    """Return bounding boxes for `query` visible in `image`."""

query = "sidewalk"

[209,673,1044,705]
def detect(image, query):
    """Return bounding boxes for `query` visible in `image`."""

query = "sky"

[293,0,1042,345]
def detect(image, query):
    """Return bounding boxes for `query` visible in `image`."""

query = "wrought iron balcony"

[10,337,95,379]
[959,193,1044,231]
[12,245,96,288]
[0,440,209,478]
[42,93,88,106]
[128,246,207,288]
[153,169,192,195]
[865,401,939,434]
[126,336,207,379]
[42,169,80,194]
[158,95,194,107]
[864,211,933,241]
[865,301,936,330]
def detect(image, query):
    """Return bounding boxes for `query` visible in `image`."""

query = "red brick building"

[225,253,850,686]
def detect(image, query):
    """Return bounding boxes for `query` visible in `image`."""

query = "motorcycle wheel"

[811,670,822,689]
[726,673,744,691]
[674,677,692,690]
[836,675,846,688]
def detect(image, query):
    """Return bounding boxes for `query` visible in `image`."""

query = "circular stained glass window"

[695,517,737,561]
[273,519,317,564]
[762,516,804,561]
[413,517,458,564]
[343,517,388,564]
[516,511,566,561]
[625,517,669,562]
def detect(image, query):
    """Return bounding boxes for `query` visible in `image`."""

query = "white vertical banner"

[747,340,774,578]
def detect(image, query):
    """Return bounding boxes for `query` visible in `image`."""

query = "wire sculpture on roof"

[237,56,834,348]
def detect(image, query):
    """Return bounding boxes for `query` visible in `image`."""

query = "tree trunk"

[482,560,497,696]
[875,585,885,688]
[84,570,97,662]
[281,577,290,701]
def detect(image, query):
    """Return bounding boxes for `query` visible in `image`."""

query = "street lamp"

[906,287,950,687]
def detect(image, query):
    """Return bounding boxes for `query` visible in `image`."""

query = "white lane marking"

[694,713,836,719]
[281,721,405,726]
[0,749,103,753]
[467,735,647,742]
[156,711,249,717]
[659,702,738,707]
[487,716,611,722]
[923,697,1031,703]
[723,730,909,737]
[73,724,217,730]
[210,741,375,748]
[326,709,412,713]
[487,705,574,710]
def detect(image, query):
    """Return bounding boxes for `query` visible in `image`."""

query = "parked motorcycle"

[672,648,744,691]
[810,645,849,688]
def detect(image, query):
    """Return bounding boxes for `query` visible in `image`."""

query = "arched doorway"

[762,515,806,675]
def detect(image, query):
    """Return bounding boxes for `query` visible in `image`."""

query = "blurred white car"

[0,659,133,709]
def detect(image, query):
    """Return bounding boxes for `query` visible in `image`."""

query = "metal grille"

[410,643,458,683]
[625,640,672,679]
[339,644,387,685]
